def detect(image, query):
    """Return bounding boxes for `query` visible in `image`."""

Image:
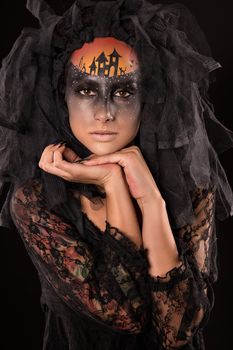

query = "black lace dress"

[9,177,217,350]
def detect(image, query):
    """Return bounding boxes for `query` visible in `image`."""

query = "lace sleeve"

[149,185,217,349]
[9,178,150,333]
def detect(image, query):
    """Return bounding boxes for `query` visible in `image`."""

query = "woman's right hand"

[38,143,123,191]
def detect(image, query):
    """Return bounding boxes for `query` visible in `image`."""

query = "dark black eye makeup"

[66,63,141,101]
[74,88,135,100]
[72,87,137,101]
[71,76,139,97]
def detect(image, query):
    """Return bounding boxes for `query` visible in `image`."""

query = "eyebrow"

[71,75,139,90]
[72,78,100,89]
[110,78,139,90]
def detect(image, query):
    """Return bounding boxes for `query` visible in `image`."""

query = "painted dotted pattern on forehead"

[71,64,139,83]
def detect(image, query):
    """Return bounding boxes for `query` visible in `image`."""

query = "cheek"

[126,116,141,135]
[118,93,141,113]
[116,99,141,124]
[66,95,92,121]
[123,99,141,136]
[119,108,141,139]
[65,97,87,137]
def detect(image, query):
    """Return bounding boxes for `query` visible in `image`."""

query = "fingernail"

[58,141,67,147]
[73,154,93,163]
[83,154,93,160]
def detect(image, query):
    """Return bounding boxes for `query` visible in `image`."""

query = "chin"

[87,142,128,156]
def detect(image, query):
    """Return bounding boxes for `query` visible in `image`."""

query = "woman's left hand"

[81,146,163,205]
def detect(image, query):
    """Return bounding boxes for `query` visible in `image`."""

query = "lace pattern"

[148,185,217,349]
[10,178,217,349]
[10,178,150,333]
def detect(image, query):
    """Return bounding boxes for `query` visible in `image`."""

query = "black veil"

[0,0,233,237]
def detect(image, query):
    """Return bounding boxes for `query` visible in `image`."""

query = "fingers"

[63,147,81,163]
[57,144,94,163]
[53,146,65,165]
[82,152,127,167]
[38,143,121,186]
[81,148,144,172]
[41,163,70,179]
[39,143,61,167]
[39,143,71,179]
[39,143,87,180]
[39,143,81,167]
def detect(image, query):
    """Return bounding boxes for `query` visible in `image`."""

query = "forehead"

[70,37,139,78]
[69,63,140,87]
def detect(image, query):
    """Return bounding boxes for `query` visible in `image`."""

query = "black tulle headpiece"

[0,0,233,236]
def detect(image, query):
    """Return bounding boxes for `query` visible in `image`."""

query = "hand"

[81,146,163,204]
[38,143,123,191]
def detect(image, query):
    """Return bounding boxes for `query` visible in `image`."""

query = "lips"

[90,131,117,135]
[90,132,118,142]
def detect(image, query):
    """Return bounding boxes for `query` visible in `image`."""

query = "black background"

[1,1,232,349]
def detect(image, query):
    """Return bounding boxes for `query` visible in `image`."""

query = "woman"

[1,0,233,349]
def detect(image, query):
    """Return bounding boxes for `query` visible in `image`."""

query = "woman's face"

[65,37,142,156]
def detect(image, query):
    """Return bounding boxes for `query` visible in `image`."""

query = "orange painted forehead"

[70,37,139,78]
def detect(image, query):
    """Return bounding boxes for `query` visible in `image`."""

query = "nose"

[94,102,115,122]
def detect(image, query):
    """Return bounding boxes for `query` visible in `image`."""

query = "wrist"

[103,171,127,196]
[137,191,165,213]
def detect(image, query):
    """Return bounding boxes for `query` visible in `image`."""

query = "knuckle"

[130,145,139,151]
[130,147,141,158]
[43,164,49,172]
[39,161,45,170]
[131,145,141,154]
[128,151,137,161]
[53,159,62,168]
[111,164,122,175]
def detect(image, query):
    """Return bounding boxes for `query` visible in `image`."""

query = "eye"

[114,90,132,98]
[76,88,97,97]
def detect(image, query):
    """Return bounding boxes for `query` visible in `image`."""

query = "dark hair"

[0,0,233,235]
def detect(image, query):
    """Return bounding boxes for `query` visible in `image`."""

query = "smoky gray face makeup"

[65,62,142,120]
[64,37,142,155]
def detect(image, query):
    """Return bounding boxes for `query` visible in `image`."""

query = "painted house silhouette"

[89,48,122,76]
